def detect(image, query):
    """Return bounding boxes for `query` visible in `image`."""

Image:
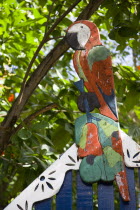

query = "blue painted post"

[34,198,52,210]
[138,168,140,209]
[138,168,140,184]
[76,172,93,210]
[120,167,136,210]
[98,181,114,210]
[56,171,72,210]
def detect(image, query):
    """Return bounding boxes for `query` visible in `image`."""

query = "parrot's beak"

[66,32,85,50]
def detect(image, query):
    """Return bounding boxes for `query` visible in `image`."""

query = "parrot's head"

[66,20,91,50]
[66,20,100,50]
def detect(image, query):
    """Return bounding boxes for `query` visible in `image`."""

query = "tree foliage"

[0,0,140,208]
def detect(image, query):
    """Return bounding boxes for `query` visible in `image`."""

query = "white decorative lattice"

[4,144,81,210]
[121,130,140,167]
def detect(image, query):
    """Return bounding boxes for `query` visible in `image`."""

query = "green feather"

[87,46,110,70]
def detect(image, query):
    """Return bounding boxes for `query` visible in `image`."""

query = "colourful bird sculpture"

[66,20,130,201]
[66,20,118,121]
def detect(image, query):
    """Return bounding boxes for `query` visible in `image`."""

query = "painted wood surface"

[76,172,93,209]
[75,113,123,174]
[35,198,52,210]
[121,130,140,167]
[67,20,140,170]
[74,112,129,200]
[66,20,118,121]
[98,181,114,210]
[56,171,72,210]
[34,167,138,210]
[120,167,136,210]
[66,20,132,201]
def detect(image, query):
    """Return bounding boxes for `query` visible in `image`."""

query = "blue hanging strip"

[83,98,92,123]
[74,79,91,123]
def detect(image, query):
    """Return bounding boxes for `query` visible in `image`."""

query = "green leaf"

[61,18,72,26]
[118,27,138,38]
[116,44,126,52]
[125,89,140,111]
[23,142,34,153]
[52,30,61,37]
[51,125,71,153]
[128,124,140,139]
[108,28,118,40]
[32,121,49,130]
[18,128,32,140]
[38,0,47,7]
[33,156,47,169]
[34,133,53,145]
[113,13,122,27]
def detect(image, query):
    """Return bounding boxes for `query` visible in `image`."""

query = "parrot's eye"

[80,26,83,28]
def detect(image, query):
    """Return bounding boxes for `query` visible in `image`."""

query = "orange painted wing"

[73,50,118,121]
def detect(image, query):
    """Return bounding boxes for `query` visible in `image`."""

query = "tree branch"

[0,0,105,153]
[14,103,58,134]
[19,0,82,101]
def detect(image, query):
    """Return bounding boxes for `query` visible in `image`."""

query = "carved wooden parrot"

[66,20,117,121]
[66,20,130,201]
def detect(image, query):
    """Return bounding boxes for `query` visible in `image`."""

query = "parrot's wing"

[120,130,140,167]
[73,48,118,121]
[87,46,110,71]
